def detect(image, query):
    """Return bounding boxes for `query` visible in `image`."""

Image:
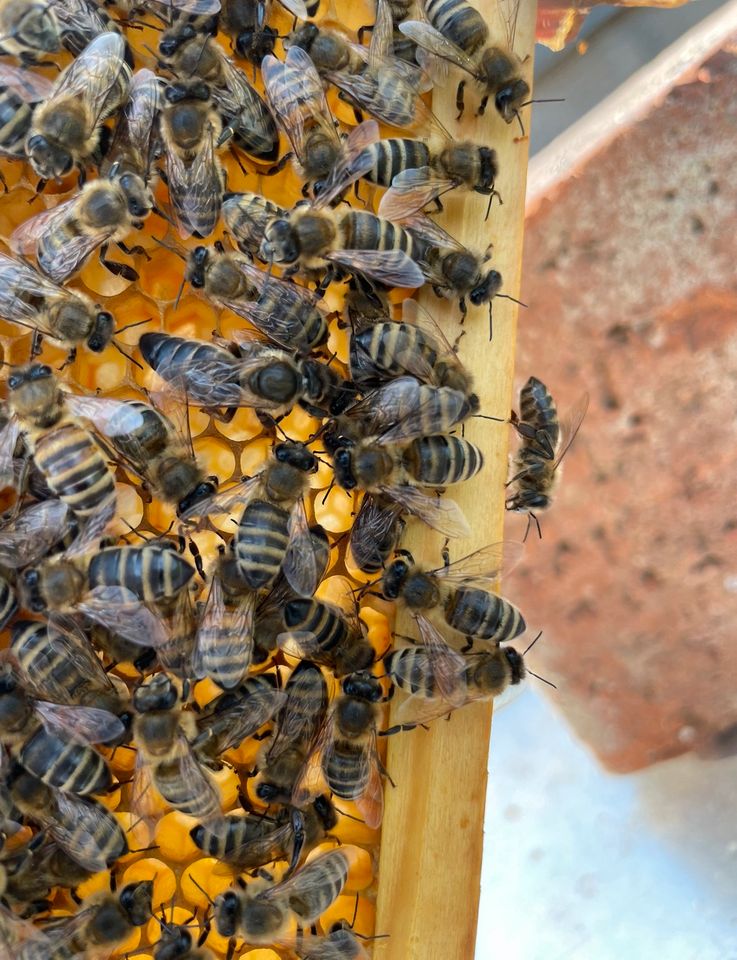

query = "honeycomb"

[0,0,525,957]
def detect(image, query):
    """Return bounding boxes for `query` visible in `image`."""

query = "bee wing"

[400,297,459,359]
[380,382,468,442]
[398,20,479,78]
[378,166,460,221]
[352,730,384,828]
[291,713,335,808]
[130,748,161,826]
[193,578,255,689]
[0,417,21,489]
[263,848,349,914]
[395,684,466,726]
[106,68,161,176]
[65,394,148,438]
[50,32,130,131]
[283,500,323,598]
[433,540,525,587]
[0,253,72,336]
[196,683,287,755]
[77,585,171,649]
[166,125,222,239]
[44,613,117,695]
[35,699,125,744]
[501,0,522,51]
[553,392,589,472]
[326,249,423,289]
[222,194,283,252]
[185,473,261,519]
[400,211,468,252]
[145,350,248,409]
[51,792,123,872]
[164,0,221,11]
[306,930,370,960]
[348,494,402,567]
[325,67,432,132]
[313,119,380,208]
[380,484,471,538]
[176,738,223,820]
[414,614,468,706]
[369,0,395,67]
[0,499,71,567]
[9,197,79,255]
[0,64,53,102]
[268,666,327,760]
[62,495,116,559]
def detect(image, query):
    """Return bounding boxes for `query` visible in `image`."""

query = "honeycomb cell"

[115,812,153,866]
[71,343,128,392]
[110,483,144,536]
[154,811,200,864]
[242,951,282,960]
[76,870,111,901]
[313,486,357,533]
[214,406,262,443]
[122,857,177,909]
[319,894,376,939]
[96,784,121,811]
[145,905,196,946]
[80,251,135,299]
[327,322,350,365]
[359,607,393,657]
[316,576,357,610]
[194,437,236,483]
[240,437,272,478]
[138,250,189,302]
[223,734,263,769]
[211,764,240,810]
[279,405,319,442]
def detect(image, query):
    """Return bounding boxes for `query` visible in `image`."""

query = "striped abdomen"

[425,0,489,54]
[235,500,290,591]
[283,600,348,660]
[255,284,327,354]
[351,322,438,386]
[0,574,17,628]
[359,138,430,188]
[12,620,89,703]
[444,587,525,642]
[88,545,194,602]
[404,435,483,485]
[153,758,217,819]
[52,794,128,870]
[31,422,115,519]
[20,728,111,795]
[222,192,284,256]
[287,850,349,922]
[0,89,34,158]
[339,210,422,260]
[324,743,369,800]
[385,647,439,697]
[519,376,559,457]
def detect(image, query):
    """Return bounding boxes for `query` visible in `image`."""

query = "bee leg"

[117,241,151,262]
[0,168,6,194]
[32,178,47,196]
[99,245,139,282]
[460,636,474,653]
[266,152,293,176]
[357,23,374,43]
[441,540,450,568]
[458,297,467,323]
[455,80,466,120]
[188,539,206,580]
[76,165,87,188]
[477,94,489,117]
[378,758,396,787]
[433,195,444,213]
[58,347,77,371]
[29,330,43,359]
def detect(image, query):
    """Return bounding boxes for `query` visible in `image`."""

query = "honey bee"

[11,616,130,718]
[50,0,130,60]
[17,541,194,655]
[0,65,53,174]
[0,574,16,630]
[347,494,404,575]
[192,675,286,756]
[298,924,369,960]
[286,0,432,130]
[221,190,285,259]
[184,245,330,354]
[260,660,328,784]
[63,392,217,518]
[214,848,350,944]
[0,0,60,65]
[380,542,526,647]
[385,644,526,727]
[218,0,308,65]
[0,364,117,530]
[3,764,128,872]
[160,35,278,160]
[259,135,426,290]
[10,168,152,284]
[506,376,589,539]
[278,599,378,676]
[132,672,222,821]
[349,299,477,403]
[0,834,91,914]
[0,664,123,796]
[159,79,224,238]
[400,1,530,123]
[152,921,214,960]
[293,672,384,828]
[25,31,131,182]
[0,252,115,359]
[7,878,152,958]
[262,46,373,192]
[375,135,499,220]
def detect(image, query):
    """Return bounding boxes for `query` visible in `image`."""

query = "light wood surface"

[373,2,537,957]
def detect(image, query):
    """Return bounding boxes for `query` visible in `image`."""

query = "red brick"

[510,14,737,772]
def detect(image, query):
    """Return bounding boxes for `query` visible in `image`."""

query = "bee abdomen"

[444,587,526,642]
[283,600,347,656]
[11,620,83,699]
[404,435,483,486]
[385,648,437,696]
[56,796,128,868]
[352,322,437,385]
[0,91,33,157]
[88,545,194,602]
[153,760,216,819]
[21,729,111,795]
[360,138,430,187]
[255,286,326,354]
[33,423,115,519]
[235,500,290,590]
[0,574,17,629]
[324,745,368,799]
[519,376,559,452]
[340,210,419,258]
[425,0,488,54]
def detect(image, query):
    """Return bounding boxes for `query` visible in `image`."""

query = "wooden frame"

[374,2,537,957]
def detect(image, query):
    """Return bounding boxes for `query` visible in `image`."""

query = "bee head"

[187,246,210,288]
[260,218,298,264]
[496,78,531,124]
[86,310,114,353]
[342,671,382,703]
[118,172,153,219]
[177,479,217,518]
[236,25,277,62]
[312,794,338,831]
[274,441,317,474]
[470,269,502,306]
[118,880,154,927]
[25,135,73,180]
[133,673,179,713]
[214,889,243,937]
[381,556,412,600]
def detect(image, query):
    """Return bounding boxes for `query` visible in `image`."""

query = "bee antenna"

[173,274,187,311]
[320,477,335,505]
[519,97,565,108]
[526,668,557,690]
[495,293,527,307]
[152,236,187,261]
[116,317,153,335]
[521,630,543,657]
[113,340,144,370]
[152,203,175,227]
[188,875,216,907]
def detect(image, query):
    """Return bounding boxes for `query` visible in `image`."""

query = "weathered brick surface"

[509,29,737,771]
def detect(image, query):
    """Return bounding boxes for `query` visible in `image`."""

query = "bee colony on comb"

[0,0,574,957]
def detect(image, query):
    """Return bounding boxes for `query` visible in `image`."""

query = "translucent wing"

[0,253,75,336]
[348,494,402,571]
[193,577,255,689]
[263,848,349,918]
[378,166,460,221]
[0,64,53,101]
[166,125,222,239]
[432,541,525,587]
[0,417,21,489]
[313,119,380,208]
[9,196,80,254]
[77,585,171,649]
[353,731,384,828]
[401,297,458,358]
[414,614,467,706]
[380,484,471,538]
[553,392,589,471]
[130,749,160,825]
[363,379,466,442]
[277,0,307,15]
[213,56,275,156]
[142,343,248,409]
[325,67,433,132]
[184,473,261,519]
[62,495,116,559]
[398,21,479,77]
[35,700,125,744]
[42,614,116,696]
[302,929,369,960]
[368,0,394,68]
[172,740,222,820]
[159,0,221,11]
[51,793,124,872]
[0,499,71,567]
[326,249,424,289]
[283,500,322,598]
[268,664,327,761]
[105,67,161,177]
[52,0,116,56]
[292,714,334,807]
[400,211,467,252]
[65,394,147,437]
[277,630,335,669]
[194,681,287,754]
[222,194,284,254]
[50,32,130,132]
[10,199,107,283]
